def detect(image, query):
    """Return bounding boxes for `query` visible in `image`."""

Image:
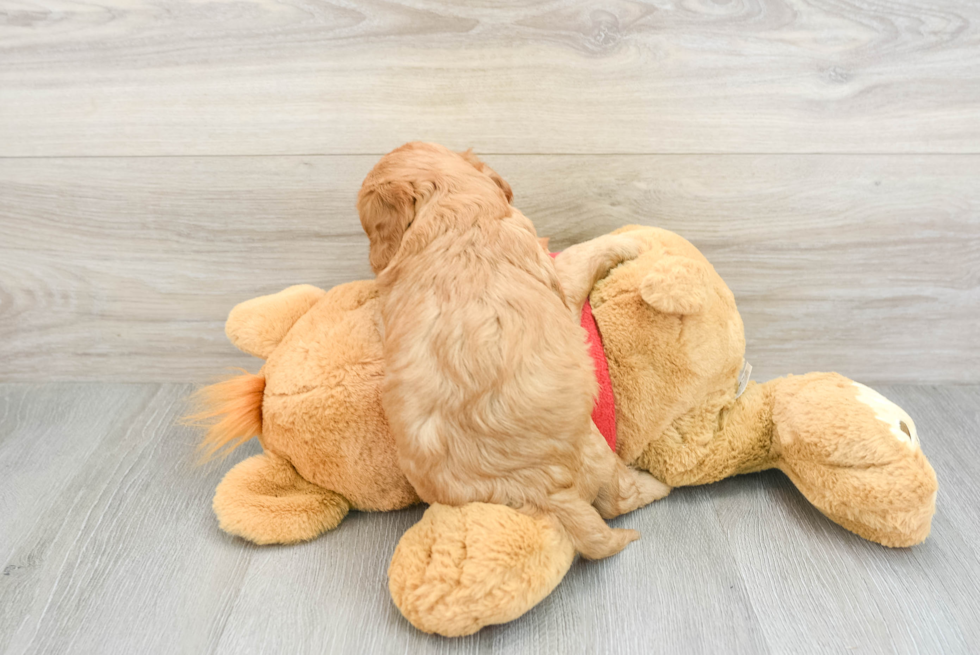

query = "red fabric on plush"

[550,252,617,451]
[581,297,617,451]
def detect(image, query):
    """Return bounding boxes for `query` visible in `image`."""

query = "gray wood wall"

[2,0,978,384]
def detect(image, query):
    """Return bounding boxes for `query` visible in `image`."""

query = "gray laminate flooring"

[1,383,977,654]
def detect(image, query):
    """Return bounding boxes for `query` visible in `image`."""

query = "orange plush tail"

[184,370,265,462]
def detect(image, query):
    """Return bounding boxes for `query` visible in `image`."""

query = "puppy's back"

[381,209,597,497]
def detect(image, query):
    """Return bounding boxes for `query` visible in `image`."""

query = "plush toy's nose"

[852,381,920,449]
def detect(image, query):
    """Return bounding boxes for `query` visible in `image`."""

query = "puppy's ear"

[357,180,415,274]
[457,148,513,203]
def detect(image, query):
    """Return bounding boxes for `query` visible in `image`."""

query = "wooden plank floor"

[1,383,977,654]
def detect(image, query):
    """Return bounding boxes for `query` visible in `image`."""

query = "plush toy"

[189,225,937,637]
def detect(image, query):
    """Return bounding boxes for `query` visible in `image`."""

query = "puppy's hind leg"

[546,488,639,560]
[595,463,672,520]
[588,425,672,520]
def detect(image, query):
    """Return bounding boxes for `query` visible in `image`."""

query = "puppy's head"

[357,142,513,273]
[456,148,513,204]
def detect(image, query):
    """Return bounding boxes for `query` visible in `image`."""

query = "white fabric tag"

[736,360,752,399]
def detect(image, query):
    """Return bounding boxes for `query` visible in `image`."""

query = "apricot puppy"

[358,142,667,559]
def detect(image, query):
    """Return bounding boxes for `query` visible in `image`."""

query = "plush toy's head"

[588,225,747,465]
[585,226,937,547]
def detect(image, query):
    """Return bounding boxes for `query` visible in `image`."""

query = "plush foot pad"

[213,452,350,544]
[388,503,576,636]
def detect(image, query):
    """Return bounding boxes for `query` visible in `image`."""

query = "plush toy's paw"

[213,452,350,545]
[640,255,710,315]
[226,284,326,359]
[772,373,938,548]
[388,503,575,637]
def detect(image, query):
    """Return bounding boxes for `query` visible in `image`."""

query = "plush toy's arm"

[214,451,350,544]
[388,503,575,636]
[556,228,715,317]
[226,284,327,359]
[591,225,715,316]
[554,233,650,316]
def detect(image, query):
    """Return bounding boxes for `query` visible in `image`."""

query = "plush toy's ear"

[640,255,710,315]
[457,148,513,203]
[357,180,415,274]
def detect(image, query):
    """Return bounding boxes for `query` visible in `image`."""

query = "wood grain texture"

[0,384,158,567]
[712,384,980,654]
[1,0,979,156]
[1,155,977,383]
[0,384,254,655]
[0,383,976,654]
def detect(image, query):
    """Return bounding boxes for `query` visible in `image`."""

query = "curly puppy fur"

[358,142,666,559]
